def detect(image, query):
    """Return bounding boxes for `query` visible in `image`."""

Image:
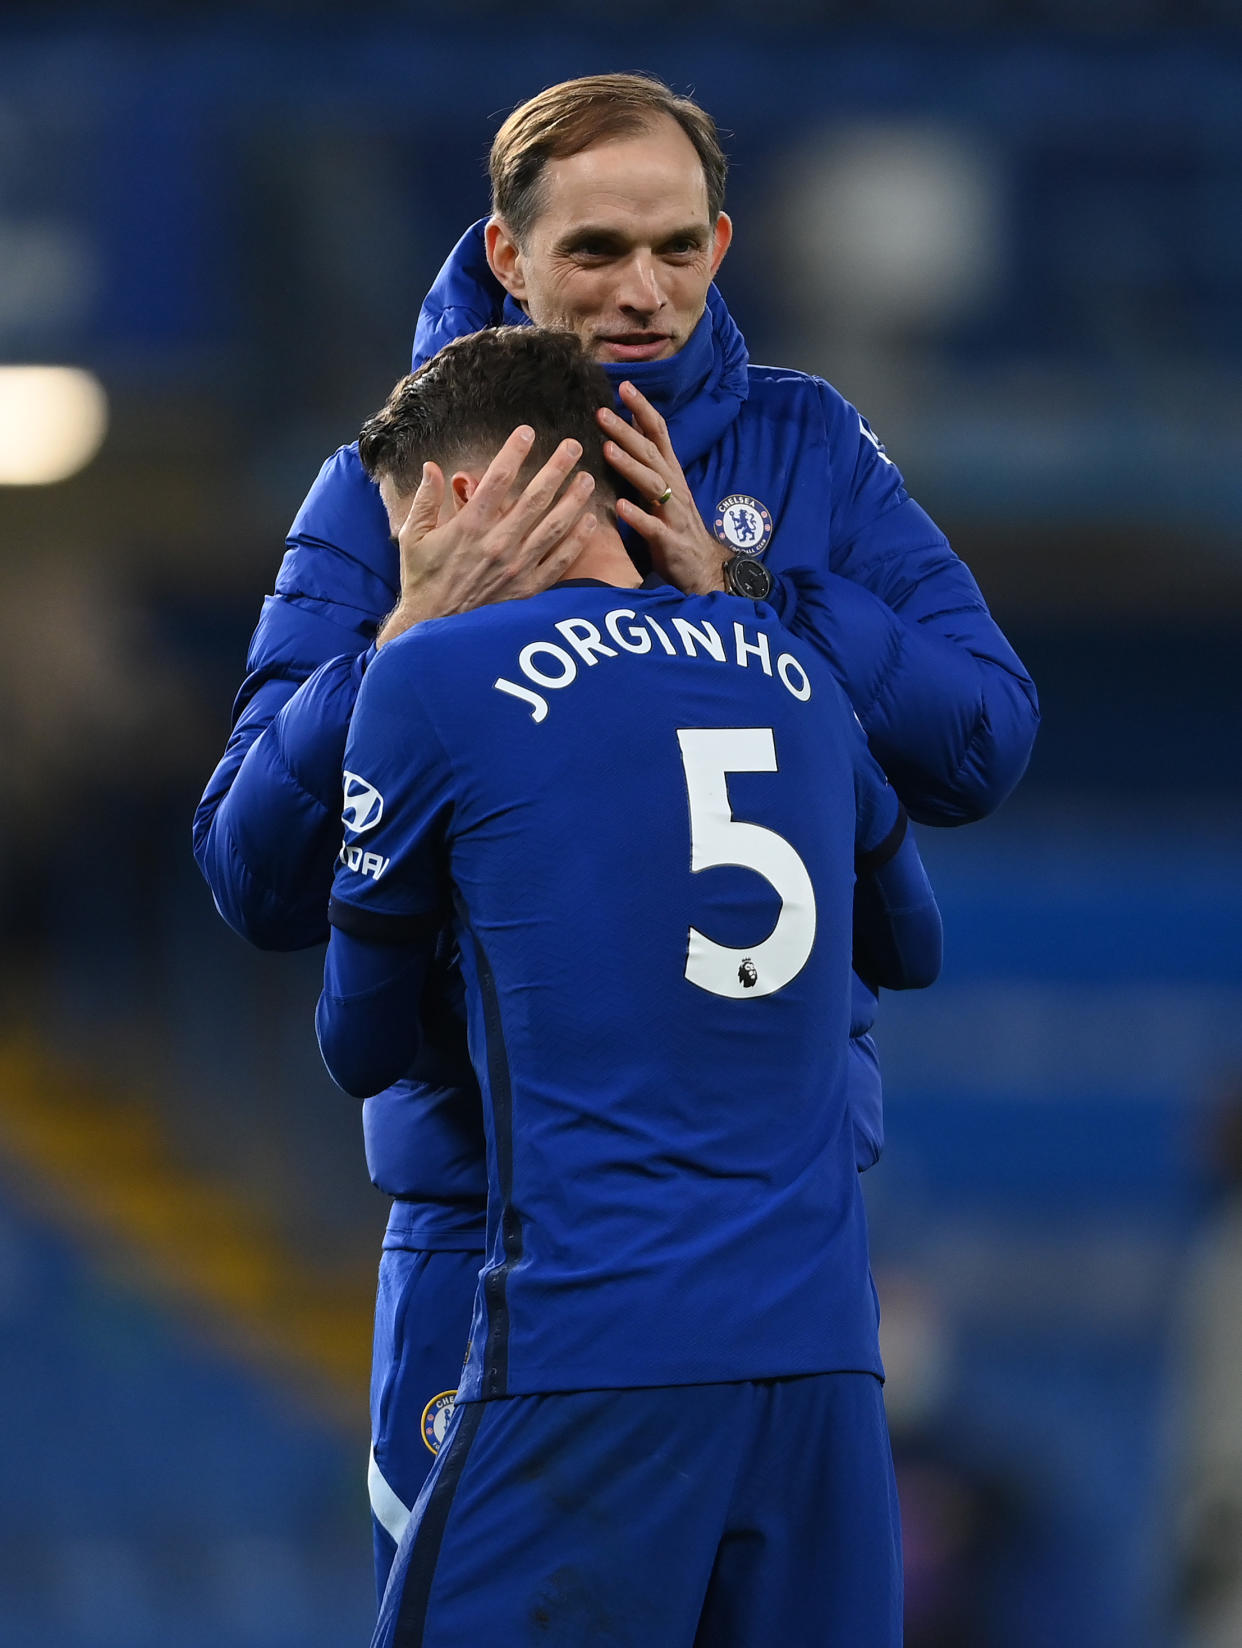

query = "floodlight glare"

[0,366,108,485]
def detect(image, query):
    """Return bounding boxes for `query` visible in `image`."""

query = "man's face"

[488,117,732,365]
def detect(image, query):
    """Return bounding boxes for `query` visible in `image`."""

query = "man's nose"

[615,254,665,317]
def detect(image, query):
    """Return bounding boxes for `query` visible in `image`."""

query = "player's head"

[358,324,617,531]
[484,74,732,365]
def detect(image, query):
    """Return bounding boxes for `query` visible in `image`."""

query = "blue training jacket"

[193,221,1038,1229]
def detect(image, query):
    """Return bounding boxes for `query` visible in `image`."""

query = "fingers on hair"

[357,328,618,504]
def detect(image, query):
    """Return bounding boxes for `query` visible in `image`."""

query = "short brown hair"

[490,73,728,245]
[357,326,617,505]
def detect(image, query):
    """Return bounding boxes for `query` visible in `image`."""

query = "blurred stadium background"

[2,5,1242,1645]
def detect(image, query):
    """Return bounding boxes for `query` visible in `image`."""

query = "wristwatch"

[722,555,773,601]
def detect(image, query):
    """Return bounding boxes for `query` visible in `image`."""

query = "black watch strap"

[722,555,774,601]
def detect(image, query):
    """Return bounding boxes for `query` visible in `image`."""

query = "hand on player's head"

[360,328,646,644]
[373,425,598,646]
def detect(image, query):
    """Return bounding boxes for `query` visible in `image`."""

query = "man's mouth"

[597,333,672,363]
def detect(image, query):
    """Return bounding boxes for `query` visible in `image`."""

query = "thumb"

[399,462,444,545]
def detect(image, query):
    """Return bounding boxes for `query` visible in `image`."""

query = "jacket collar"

[410,219,749,470]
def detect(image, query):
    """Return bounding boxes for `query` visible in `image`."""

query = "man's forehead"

[533,123,711,233]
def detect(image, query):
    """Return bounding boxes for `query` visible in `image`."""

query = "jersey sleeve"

[803,383,1039,828]
[317,930,436,1099]
[326,638,455,941]
[850,708,905,871]
[850,715,943,992]
[317,640,455,1096]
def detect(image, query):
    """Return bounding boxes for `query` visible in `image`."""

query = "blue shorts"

[367,1246,480,1602]
[373,1371,902,1648]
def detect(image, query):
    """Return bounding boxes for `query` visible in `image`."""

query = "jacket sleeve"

[192,445,397,949]
[777,389,1039,827]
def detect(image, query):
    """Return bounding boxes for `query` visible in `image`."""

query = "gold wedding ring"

[652,485,673,507]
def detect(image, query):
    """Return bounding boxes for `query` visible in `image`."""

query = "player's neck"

[562,517,643,588]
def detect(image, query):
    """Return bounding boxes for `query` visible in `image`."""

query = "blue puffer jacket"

[194,222,1038,1223]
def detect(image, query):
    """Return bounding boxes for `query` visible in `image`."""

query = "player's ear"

[708,213,733,279]
[486,217,527,304]
[450,471,478,513]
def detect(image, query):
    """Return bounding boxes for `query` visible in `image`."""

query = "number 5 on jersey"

[677,728,818,1000]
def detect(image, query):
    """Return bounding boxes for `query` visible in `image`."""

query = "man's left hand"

[598,382,725,595]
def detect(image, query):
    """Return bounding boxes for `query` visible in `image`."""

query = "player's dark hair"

[357,327,617,506]
[490,73,728,245]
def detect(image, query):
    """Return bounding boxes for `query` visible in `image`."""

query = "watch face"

[727,557,773,600]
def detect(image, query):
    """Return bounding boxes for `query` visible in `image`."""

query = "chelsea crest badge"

[714,494,773,557]
[421,1389,458,1454]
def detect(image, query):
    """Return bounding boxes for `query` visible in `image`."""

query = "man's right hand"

[376,426,597,646]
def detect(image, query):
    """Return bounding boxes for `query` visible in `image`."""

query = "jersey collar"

[551,573,668,592]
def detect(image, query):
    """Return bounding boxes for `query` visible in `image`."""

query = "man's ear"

[450,471,478,513]
[485,217,527,304]
[709,213,733,280]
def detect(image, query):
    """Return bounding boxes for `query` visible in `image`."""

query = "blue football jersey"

[325,581,904,1398]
